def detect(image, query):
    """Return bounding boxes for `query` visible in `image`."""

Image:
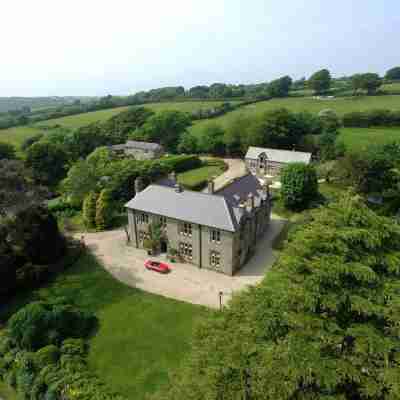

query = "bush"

[8,300,96,351]
[158,155,202,173]
[342,109,400,127]
[60,338,87,356]
[280,163,319,210]
[95,189,113,231]
[34,345,60,368]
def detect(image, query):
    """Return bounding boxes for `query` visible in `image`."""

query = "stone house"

[125,173,272,275]
[245,146,312,177]
[109,140,164,160]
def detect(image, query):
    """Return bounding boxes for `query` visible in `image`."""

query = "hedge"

[342,109,400,127]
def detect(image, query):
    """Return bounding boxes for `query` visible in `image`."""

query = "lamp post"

[219,291,224,311]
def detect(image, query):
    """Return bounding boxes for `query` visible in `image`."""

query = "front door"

[160,240,168,253]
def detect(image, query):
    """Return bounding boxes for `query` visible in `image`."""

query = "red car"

[144,260,171,274]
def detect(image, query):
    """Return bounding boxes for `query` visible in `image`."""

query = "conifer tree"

[82,191,98,229]
[95,189,113,231]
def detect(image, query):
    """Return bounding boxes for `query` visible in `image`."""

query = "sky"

[1,0,399,97]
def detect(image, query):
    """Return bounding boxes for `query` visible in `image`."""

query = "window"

[210,251,221,269]
[159,216,167,227]
[137,213,149,224]
[179,242,193,260]
[210,229,221,243]
[138,231,149,243]
[180,222,192,237]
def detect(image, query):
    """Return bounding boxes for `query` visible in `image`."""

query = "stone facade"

[245,146,312,178]
[126,174,272,276]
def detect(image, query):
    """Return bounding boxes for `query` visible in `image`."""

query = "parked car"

[144,260,171,274]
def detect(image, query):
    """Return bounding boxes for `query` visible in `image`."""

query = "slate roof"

[109,141,163,152]
[217,174,266,208]
[125,185,238,232]
[125,140,163,151]
[245,146,312,164]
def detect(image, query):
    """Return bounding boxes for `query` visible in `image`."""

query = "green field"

[382,82,400,94]
[0,101,234,149]
[0,253,206,399]
[338,127,400,151]
[189,95,400,136]
[178,159,227,190]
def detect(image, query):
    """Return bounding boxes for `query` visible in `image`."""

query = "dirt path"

[202,158,246,193]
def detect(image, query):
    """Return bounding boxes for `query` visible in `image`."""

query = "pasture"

[189,95,400,136]
[0,252,206,400]
[0,101,235,150]
[338,127,400,152]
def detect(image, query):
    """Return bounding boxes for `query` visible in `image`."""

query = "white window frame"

[210,229,221,244]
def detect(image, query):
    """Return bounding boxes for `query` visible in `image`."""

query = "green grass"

[0,101,235,150]
[0,253,206,399]
[338,127,400,151]
[0,381,18,400]
[177,159,227,190]
[189,95,400,136]
[382,82,400,94]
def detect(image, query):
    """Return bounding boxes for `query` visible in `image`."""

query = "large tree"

[351,73,382,95]
[137,110,192,152]
[25,141,69,186]
[280,162,319,209]
[308,68,332,94]
[385,66,400,81]
[0,160,47,217]
[157,195,400,400]
[267,75,293,97]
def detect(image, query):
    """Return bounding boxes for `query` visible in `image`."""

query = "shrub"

[280,163,319,210]
[8,300,96,351]
[60,338,86,356]
[95,189,113,231]
[0,142,16,160]
[82,191,98,229]
[34,345,60,368]
[158,155,202,173]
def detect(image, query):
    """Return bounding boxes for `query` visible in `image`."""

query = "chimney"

[134,177,144,194]
[208,180,215,194]
[175,183,183,193]
[247,193,255,211]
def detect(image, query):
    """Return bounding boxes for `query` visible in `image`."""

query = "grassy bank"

[0,381,18,400]
[0,252,207,399]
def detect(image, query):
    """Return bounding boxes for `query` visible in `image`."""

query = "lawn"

[382,82,400,94]
[0,252,206,399]
[338,127,400,151]
[0,101,235,150]
[0,381,18,400]
[177,159,227,190]
[189,95,400,136]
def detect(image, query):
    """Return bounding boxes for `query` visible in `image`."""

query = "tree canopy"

[385,66,400,81]
[0,142,16,160]
[157,195,400,400]
[308,69,332,94]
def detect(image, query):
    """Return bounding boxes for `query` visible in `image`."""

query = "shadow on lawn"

[0,251,143,323]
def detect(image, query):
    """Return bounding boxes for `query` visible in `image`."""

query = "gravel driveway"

[202,158,247,192]
[77,216,286,309]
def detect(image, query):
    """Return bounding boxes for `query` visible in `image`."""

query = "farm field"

[189,95,400,135]
[0,101,235,149]
[338,126,400,151]
[0,253,206,400]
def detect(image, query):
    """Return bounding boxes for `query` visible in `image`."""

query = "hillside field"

[189,95,400,136]
[338,126,400,151]
[0,101,234,149]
